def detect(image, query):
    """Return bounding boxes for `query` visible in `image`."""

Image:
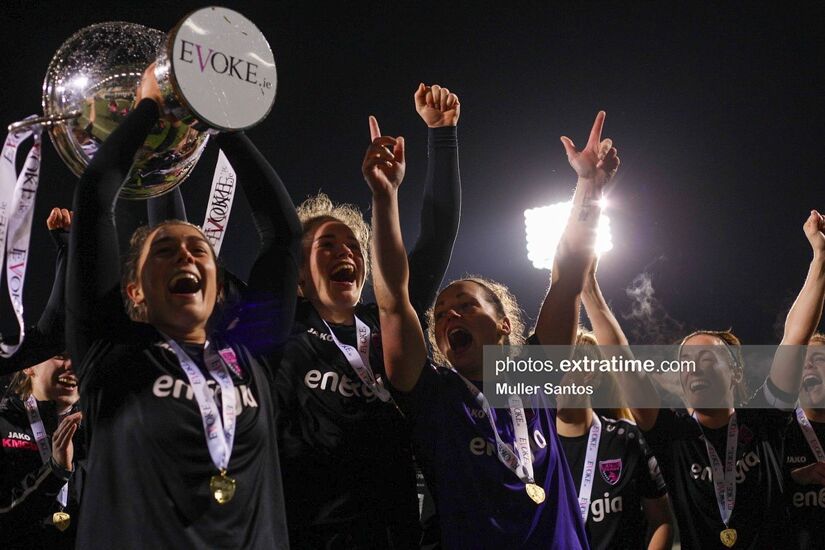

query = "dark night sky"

[1,1,823,345]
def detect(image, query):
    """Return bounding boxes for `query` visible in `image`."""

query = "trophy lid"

[167,6,277,131]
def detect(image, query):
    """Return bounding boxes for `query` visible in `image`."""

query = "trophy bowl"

[9,8,276,200]
[37,21,209,199]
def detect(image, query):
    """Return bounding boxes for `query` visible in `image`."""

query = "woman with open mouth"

[0,352,82,550]
[784,332,825,550]
[378,112,619,548]
[618,211,825,549]
[65,66,301,549]
[271,84,461,548]
[1,208,84,549]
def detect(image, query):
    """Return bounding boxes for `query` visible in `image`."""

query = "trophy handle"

[7,111,81,133]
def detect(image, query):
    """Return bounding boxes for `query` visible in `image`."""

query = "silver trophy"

[9,7,277,199]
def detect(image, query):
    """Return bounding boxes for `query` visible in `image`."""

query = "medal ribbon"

[165,338,238,473]
[693,411,738,528]
[0,120,43,357]
[795,407,825,462]
[201,150,237,256]
[577,414,602,522]
[23,396,68,508]
[457,374,538,485]
[323,316,392,403]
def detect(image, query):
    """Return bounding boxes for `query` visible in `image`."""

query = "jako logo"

[152,375,258,412]
[304,370,378,402]
[590,493,623,522]
[306,327,334,342]
[178,40,273,89]
[690,451,761,483]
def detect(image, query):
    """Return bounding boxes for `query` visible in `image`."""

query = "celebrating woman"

[65,68,301,549]
[0,208,82,549]
[619,211,825,549]
[272,83,461,548]
[376,112,618,548]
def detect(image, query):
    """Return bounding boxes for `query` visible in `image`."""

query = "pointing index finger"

[369,115,381,141]
[587,111,606,149]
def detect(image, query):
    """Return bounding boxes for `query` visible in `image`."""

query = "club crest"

[599,458,622,485]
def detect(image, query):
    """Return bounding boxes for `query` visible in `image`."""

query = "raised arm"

[66,91,160,368]
[582,261,661,428]
[1,210,71,375]
[147,186,187,227]
[534,112,619,346]
[212,132,302,347]
[769,211,825,396]
[581,262,628,346]
[364,116,427,392]
[407,84,461,322]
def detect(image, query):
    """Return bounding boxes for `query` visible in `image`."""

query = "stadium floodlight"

[524,201,613,270]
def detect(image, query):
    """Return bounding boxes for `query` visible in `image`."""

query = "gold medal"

[525,483,545,504]
[720,528,737,547]
[210,469,236,504]
[52,511,71,531]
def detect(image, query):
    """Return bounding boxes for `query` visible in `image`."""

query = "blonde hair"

[809,333,825,345]
[122,220,220,322]
[9,371,33,399]
[680,329,749,406]
[426,276,526,366]
[574,329,633,420]
[296,193,371,280]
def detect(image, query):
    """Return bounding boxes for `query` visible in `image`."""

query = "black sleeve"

[66,99,160,370]
[147,186,187,227]
[212,133,301,348]
[408,126,460,327]
[0,455,71,527]
[635,430,668,499]
[640,408,682,484]
[35,229,69,338]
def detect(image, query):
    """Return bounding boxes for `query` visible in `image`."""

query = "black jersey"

[273,300,420,548]
[271,125,460,548]
[642,382,792,550]
[66,99,301,549]
[77,328,286,549]
[783,415,825,550]
[0,396,82,549]
[559,414,667,550]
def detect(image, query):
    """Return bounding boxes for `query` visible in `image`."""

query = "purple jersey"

[394,364,589,549]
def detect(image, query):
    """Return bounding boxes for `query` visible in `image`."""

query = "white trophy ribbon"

[577,414,603,522]
[323,316,393,403]
[795,407,825,462]
[1,120,43,357]
[201,150,237,256]
[24,396,69,509]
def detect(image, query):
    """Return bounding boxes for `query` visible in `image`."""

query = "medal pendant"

[525,483,545,504]
[52,511,71,531]
[720,528,737,548]
[210,470,236,504]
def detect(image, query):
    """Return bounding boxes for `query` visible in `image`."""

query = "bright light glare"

[524,201,613,270]
[70,76,89,90]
